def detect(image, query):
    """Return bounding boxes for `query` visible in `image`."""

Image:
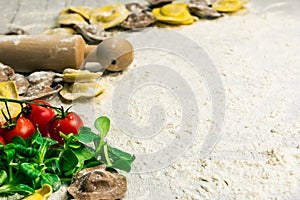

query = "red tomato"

[25,100,56,137]
[0,136,5,145]
[0,116,36,144]
[47,112,83,144]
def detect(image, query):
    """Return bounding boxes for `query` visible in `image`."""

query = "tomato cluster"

[0,100,83,145]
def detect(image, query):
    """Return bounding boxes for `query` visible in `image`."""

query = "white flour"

[16,1,300,199]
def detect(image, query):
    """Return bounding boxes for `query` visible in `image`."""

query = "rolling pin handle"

[84,45,97,59]
[82,44,104,72]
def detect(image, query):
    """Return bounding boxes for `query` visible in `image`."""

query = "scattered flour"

[2,0,300,199]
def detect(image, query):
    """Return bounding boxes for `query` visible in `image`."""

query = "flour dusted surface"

[45,2,300,199]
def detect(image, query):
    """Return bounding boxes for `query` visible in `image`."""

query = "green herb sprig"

[0,115,135,198]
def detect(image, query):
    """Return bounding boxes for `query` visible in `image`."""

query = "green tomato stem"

[4,101,12,123]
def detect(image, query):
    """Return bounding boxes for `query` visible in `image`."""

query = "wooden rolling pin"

[0,35,134,73]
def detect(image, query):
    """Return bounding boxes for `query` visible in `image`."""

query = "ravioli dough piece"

[68,165,127,200]
[120,3,156,30]
[60,68,103,83]
[69,6,93,19]
[188,2,222,18]
[73,24,113,43]
[146,0,174,7]
[23,184,53,200]
[152,2,195,25]
[56,13,88,25]
[20,71,62,101]
[60,82,105,100]
[11,73,30,95]
[0,81,21,123]
[43,27,75,36]
[212,0,248,12]
[90,4,129,29]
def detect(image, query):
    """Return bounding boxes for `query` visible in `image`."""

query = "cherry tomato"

[0,136,5,145]
[47,112,83,144]
[25,100,56,137]
[0,116,36,144]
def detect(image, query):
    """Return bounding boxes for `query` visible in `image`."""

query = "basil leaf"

[73,147,94,163]
[94,116,110,138]
[12,136,26,147]
[0,144,4,151]
[68,141,82,149]
[64,168,77,176]
[75,126,96,143]
[4,149,16,163]
[31,129,41,142]
[4,143,16,150]
[40,173,61,191]
[59,149,78,172]
[0,170,7,185]
[93,135,102,153]
[35,136,58,147]
[84,160,103,169]
[16,145,38,158]
[111,159,132,173]
[109,146,135,163]
[20,163,41,179]
[44,137,59,147]
[15,184,35,195]
[45,148,60,160]
[55,159,61,175]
